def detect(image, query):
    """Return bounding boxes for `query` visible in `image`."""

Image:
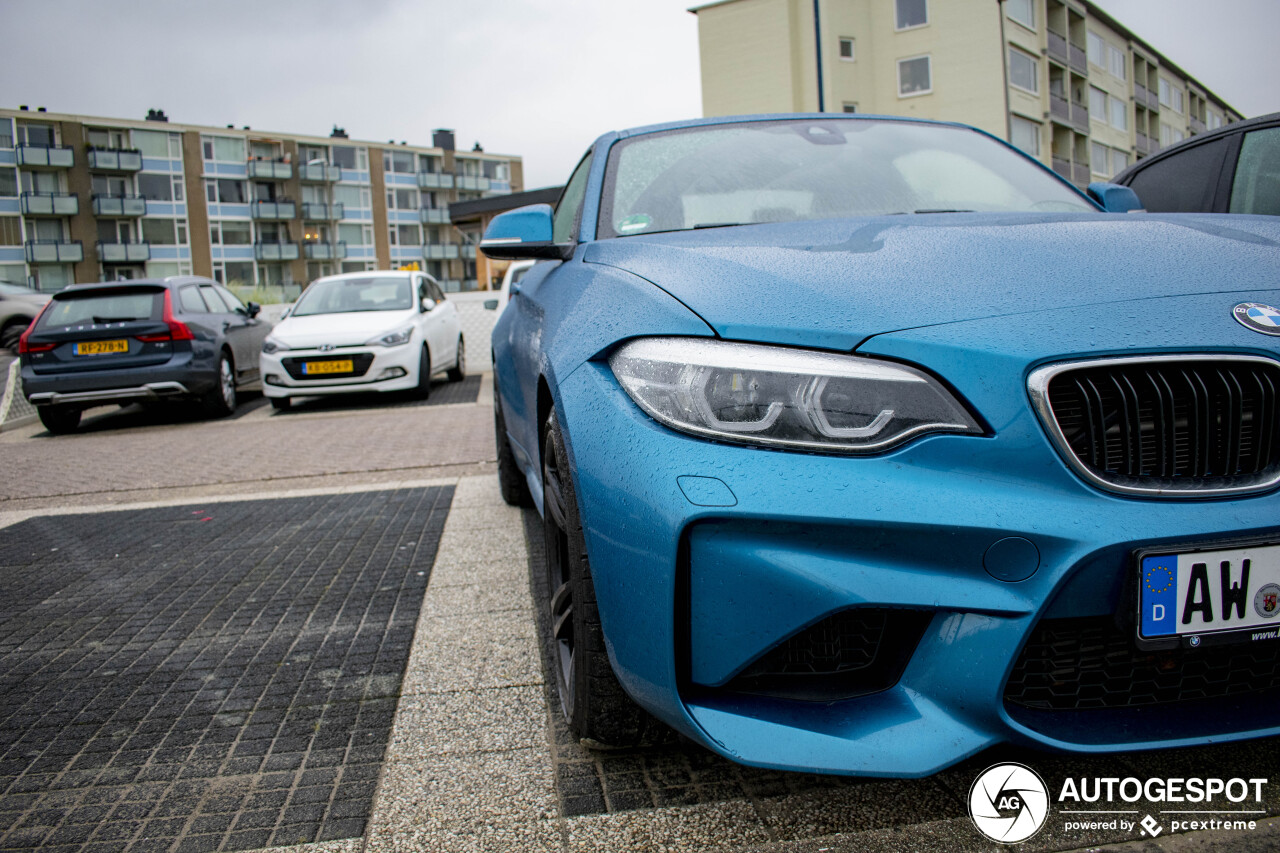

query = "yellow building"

[692,0,1243,187]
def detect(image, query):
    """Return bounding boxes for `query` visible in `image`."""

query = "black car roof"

[55,276,215,297]
[1114,112,1280,185]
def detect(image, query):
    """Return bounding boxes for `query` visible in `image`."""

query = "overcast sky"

[1,1,1274,189]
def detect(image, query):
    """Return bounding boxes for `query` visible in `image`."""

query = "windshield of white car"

[292,277,415,316]
[598,119,1094,238]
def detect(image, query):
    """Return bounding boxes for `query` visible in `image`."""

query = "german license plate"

[1138,542,1280,647]
[74,340,128,356]
[302,359,353,375]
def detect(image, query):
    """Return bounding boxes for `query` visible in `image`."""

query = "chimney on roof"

[36,107,46,113]
[146,108,169,122]
[472,142,483,152]
[432,129,455,152]
[330,125,348,138]
[18,105,27,111]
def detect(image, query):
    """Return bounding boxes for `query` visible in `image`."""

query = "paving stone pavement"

[0,488,451,851]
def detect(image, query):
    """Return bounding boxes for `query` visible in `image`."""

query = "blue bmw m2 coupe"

[482,114,1280,777]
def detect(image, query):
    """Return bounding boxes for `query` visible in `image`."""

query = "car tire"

[201,351,237,418]
[414,345,431,400]
[494,381,532,507]
[1,320,27,354]
[447,335,466,382]
[38,405,81,435]
[542,411,664,747]
[269,396,291,411]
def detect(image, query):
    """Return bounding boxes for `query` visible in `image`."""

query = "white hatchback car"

[260,271,464,410]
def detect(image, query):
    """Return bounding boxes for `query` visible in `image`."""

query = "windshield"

[41,291,159,327]
[292,276,415,316]
[599,119,1094,238]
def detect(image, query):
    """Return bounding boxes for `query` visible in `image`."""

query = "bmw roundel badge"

[1233,303,1280,336]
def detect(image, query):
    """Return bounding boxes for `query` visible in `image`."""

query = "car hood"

[583,213,1280,352]
[271,309,417,348]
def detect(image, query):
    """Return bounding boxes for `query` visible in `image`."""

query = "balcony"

[19,192,78,217]
[1052,157,1072,181]
[25,240,83,264]
[1072,163,1090,185]
[92,194,148,217]
[97,242,151,263]
[1068,43,1087,74]
[254,242,300,262]
[247,159,292,180]
[1135,132,1153,156]
[1047,30,1069,65]
[298,162,342,182]
[456,175,491,191]
[15,144,74,169]
[1190,116,1207,135]
[301,202,343,220]
[417,172,454,190]
[86,148,143,172]
[423,244,460,260]
[419,208,449,224]
[251,200,297,220]
[1070,102,1089,132]
[303,242,348,261]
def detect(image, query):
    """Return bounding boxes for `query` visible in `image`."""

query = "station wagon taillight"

[136,289,195,343]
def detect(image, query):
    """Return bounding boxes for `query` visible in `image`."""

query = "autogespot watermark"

[968,764,1269,844]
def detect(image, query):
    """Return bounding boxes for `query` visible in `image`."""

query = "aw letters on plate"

[1139,542,1280,646]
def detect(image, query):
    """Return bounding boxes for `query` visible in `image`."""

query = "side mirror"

[421,297,437,313]
[479,204,573,261]
[483,299,499,310]
[246,301,261,319]
[1087,182,1145,213]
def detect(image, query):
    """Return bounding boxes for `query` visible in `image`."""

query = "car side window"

[179,286,208,313]
[553,151,593,244]
[428,280,446,302]
[1126,138,1228,212]
[215,284,247,313]
[200,285,230,313]
[1228,127,1280,216]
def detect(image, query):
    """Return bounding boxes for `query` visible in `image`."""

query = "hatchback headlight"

[262,336,288,354]
[609,338,982,453]
[368,326,414,347]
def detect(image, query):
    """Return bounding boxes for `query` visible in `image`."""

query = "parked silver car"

[1,282,51,353]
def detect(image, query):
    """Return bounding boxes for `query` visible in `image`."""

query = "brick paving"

[0,488,451,852]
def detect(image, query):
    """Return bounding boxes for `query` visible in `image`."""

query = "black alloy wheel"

[540,411,664,747]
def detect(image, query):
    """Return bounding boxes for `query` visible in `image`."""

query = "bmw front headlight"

[609,338,982,453]
[262,335,288,354]
[367,326,414,347]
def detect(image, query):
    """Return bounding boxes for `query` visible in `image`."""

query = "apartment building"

[0,107,522,293]
[693,0,1243,187]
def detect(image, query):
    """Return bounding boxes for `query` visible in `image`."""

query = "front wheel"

[542,411,663,747]
[1,320,26,354]
[413,345,432,400]
[38,405,81,435]
[200,352,237,417]
[447,335,466,382]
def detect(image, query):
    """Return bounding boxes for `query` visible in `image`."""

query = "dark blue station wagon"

[19,276,270,433]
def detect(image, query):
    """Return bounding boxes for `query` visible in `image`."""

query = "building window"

[1089,86,1107,118]
[0,168,16,197]
[1010,116,1041,157]
[384,151,415,174]
[842,103,858,114]
[1009,48,1038,93]
[386,188,419,210]
[204,179,246,204]
[201,136,244,163]
[1007,0,1034,29]
[839,37,855,61]
[334,185,371,209]
[390,224,421,246]
[1108,44,1127,80]
[897,55,932,97]
[138,173,173,201]
[1160,123,1185,147]
[1091,141,1110,176]
[1208,112,1223,130]
[1109,97,1128,131]
[1111,149,1129,175]
[1087,31,1104,67]
[1158,78,1183,113]
[141,219,177,245]
[0,218,22,245]
[895,0,927,30]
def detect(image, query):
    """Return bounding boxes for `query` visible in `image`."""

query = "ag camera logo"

[969,763,1050,843]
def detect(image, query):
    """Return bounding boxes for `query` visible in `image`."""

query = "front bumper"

[554,361,1280,777]
[260,345,419,397]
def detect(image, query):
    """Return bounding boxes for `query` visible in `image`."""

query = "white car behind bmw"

[260,271,464,409]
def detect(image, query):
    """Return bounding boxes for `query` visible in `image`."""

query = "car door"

[501,150,593,469]
[421,276,456,372]
[198,283,261,383]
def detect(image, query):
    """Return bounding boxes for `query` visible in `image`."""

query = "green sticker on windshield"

[617,214,652,233]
